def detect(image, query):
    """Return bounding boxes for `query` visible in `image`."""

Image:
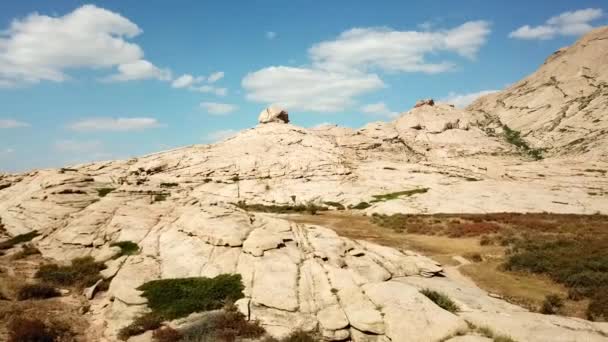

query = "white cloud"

[510,8,603,40]
[106,60,171,82]
[0,119,30,128]
[0,5,150,85]
[203,129,238,142]
[172,74,196,88]
[266,31,277,40]
[361,102,399,118]
[194,85,227,96]
[68,117,161,132]
[242,66,384,112]
[207,71,224,83]
[200,102,238,115]
[440,89,499,108]
[309,21,491,74]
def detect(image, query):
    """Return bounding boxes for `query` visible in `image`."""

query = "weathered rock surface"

[468,26,608,160]
[259,105,290,124]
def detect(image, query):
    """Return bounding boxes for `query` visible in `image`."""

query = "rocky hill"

[0,29,607,342]
[468,26,608,160]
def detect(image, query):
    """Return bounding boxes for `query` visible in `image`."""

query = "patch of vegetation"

[0,231,40,250]
[464,252,483,263]
[7,317,73,342]
[138,274,245,320]
[502,125,543,160]
[118,313,163,340]
[96,188,115,197]
[153,326,182,342]
[11,243,40,260]
[323,201,345,210]
[154,193,169,202]
[420,289,459,313]
[349,202,371,210]
[160,182,179,188]
[540,294,563,314]
[262,330,319,342]
[475,324,517,342]
[178,304,265,342]
[587,290,608,321]
[17,284,61,300]
[35,256,106,289]
[110,241,139,257]
[370,188,429,202]
[235,201,328,215]
[55,189,87,194]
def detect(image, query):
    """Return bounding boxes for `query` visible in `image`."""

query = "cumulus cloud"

[266,31,277,40]
[510,8,603,40]
[243,66,384,112]
[0,119,30,128]
[309,21,491,73]
[172,74,197,88]
[207,71,224,83]
[194,85,227,96]
[0,4,186,87]
[243,21,491,112]
[203,129,238,142]
[106,60,171,82]
[68,117,161,132]
[361,102,399,118]
[441,89,499,108]
[200,102,238,115]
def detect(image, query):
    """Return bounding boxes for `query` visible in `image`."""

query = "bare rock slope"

[0,29,608,342]
[468,26,608,160]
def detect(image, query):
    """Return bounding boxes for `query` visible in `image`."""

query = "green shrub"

[235,201,328,215]
[420,289,460,313]
[17,284,60,300]
[371,188,429,202]
[540,294,563,314]
[154,193,169,202]
[503,125,543,160]
[0,231,40,250]
[138,274,245,320]
[110,241,139,257]
[587,288,608,321]
[96,188,115,197]
[153,326,182,342]
[179,304,265,342]
[35,256,106,288]
[117,313,163,341]
[350,202,371,210]
[7,317,71,342]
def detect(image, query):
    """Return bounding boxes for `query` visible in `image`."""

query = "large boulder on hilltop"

[259,106,289,124]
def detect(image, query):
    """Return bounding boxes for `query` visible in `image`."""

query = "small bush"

[370,188,429,202]
[540,294,563,314]
[323,201,345,210]
[8,317,65,342]
[476,325,517,342]
[503,125,543,160]
[479,235,492,246]
[110,241,139,257]
[465,252,483,263]
[17,284,60,300]
[350,202,371,210]
[0,231,40,250]
[96,188,115,197]
[11,243,40,259]
[36,256,106,288]
[235,201,328,215]
[118,313,163,340]
[154,193,169,202]
[177,304,265,342]
[138,274,245,320]
[587,288,608,321]
[160,182,179,188]
[420,289,459,313]
[153,326,182,342]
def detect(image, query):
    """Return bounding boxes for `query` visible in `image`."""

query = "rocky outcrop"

[259,105,290,124]
[468,26,608,160]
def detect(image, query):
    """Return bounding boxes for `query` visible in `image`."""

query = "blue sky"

[0,1,606,172]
